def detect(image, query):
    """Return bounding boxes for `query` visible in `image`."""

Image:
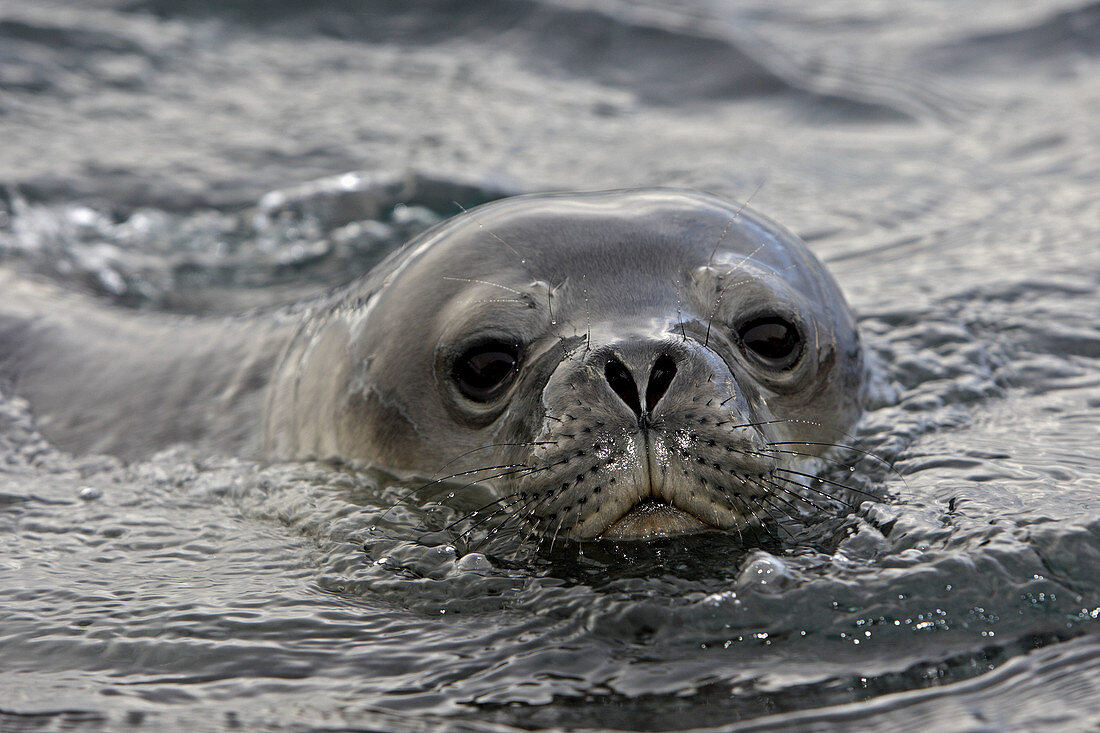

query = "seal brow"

[453,201,554,323]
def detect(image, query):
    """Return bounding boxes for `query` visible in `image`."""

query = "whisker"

[446,495,526,547]
[726,481,789,541]
[757,476,825,517]
[516,492,565,550]
[705,181,764,270]
[432,442,556,478]
[373,460,531,526]
[673,277,688,343]
[545,510,572,555]
[403,462,560,537]
[425,451,570,495]
[494,500,545,554]
[453,488,547,550]
[437,491,523,534]
[442,276,526,296]
[451,465,572,551]
[745,417,889,454]
[763,446,871,475]
[766,441,905,479]
[769,472,862,510]
[762,444,905,500]
[745,493,796,540]
[469,298,531,306]
[583,273,591,353]
[759,475,843,515]
[774,466,880,501]
[422,463,529,489]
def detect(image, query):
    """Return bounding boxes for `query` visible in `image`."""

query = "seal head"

[265,189,864,541]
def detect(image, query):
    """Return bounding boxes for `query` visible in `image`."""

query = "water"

[2,0,1100,730]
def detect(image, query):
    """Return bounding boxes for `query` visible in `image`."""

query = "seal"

[0,189,865,543]
[264,189,866,541]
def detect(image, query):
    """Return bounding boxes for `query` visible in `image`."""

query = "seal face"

[265,189,865,542]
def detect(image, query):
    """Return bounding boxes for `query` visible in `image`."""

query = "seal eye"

[453,341,520,402]
[738,317,802,369]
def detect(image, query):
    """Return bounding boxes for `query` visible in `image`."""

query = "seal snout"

[593,349,715,540]
[521,337,775,542]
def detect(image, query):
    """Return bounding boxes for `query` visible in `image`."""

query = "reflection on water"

[2,0,1100,730]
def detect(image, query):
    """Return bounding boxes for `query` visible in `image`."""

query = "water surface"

[2,1,1099,730]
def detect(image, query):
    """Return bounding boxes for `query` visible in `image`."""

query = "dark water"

[2,1,1100,730]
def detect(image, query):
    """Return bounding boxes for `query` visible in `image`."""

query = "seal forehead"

[400,190,813,310]
[468,189,751,267]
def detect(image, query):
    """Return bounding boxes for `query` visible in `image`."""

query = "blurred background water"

[1,1,1099,730]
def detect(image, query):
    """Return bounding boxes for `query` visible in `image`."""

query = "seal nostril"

[646,354,677,412]
[604,357,642,417]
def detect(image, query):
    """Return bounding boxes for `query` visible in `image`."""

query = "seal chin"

[598,500,714,541]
